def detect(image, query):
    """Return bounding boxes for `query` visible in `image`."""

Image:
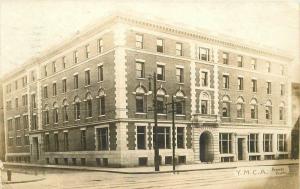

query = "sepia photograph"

[0,0,299,188]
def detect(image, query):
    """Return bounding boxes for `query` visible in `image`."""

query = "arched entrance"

[199,131,214,162]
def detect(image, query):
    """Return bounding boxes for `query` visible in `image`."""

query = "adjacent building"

[1,14,293,167]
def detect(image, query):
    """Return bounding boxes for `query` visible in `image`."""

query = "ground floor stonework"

[5,120,293,167]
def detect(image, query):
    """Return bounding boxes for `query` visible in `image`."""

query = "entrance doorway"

[199,131,214,162]
[32,137,39,161]
[238,138,244,160]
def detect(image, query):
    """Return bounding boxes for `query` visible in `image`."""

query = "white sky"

[0,0,299,77]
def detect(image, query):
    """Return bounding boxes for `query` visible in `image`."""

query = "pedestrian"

[0,160,3,189]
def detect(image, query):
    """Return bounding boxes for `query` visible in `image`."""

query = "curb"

[3,178,45,184]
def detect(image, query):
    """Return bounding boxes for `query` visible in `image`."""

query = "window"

[265,100,272,120]
[22,94,28,106]
[248,134,259,153]
[31,70,36,82]
[135,87,146,113]
[43,86,48,98]
[222,96,230,117]
[279,102,285,120]
[44,134,50,152]
[267,82,272,94]
[31,94,36,108]
[237,55,243,67]
[154,127,170,149]
[15,80,18,90]
[16,136,22,146]
[199,47,209,61]
[85,70,91,86]
[236,97,244,118]
[74,97,81,120]
[200,92,210,114]
[32,114,37,130]
[277,134,287,152]
[201,71,208,87]
[22,76,27,87]
[157,65,165,81]
[280,84,285,96]
[98,38,103,53]
[175,91,185,115]
[7,119,13,131]
[62,100,69,122]
[250,99,258,119]
[263,134,273,152]
[98,90,106,116]
[85,45,90,58]
[74,74,78,89]
[251,79,257,92]
[23,115,28,129]
[137,126,146,149]
[62,56,66,69]
[44,65,48,77]
[24,135,29,145]
[280,65,284,75]
[64,132,69,151]
[136,61,144,78]
[157,89,166,114]
[53,103,59,124]
[52,61,56,73]
[222,52,228,64]
[177,127,184,149]
[136,34,143,48]
[157,39,164,53]
[238,77,243,90]
[54,133,59,151]
[52,83,57,96]
[219,133,232,154]
[176,67,184,83]
[223,75,229,89]
[15,98,19,108]
[81,130,86,150]
[251,59,257,70]
[15,117,21,130]
[44,108,49,125]
[86,93,93,118]
[176,42,183,56]
[97,127,109,150]
[267,62,271,73]
[73,51,78,63]
[98,65,104,81]
[62,79,67,93]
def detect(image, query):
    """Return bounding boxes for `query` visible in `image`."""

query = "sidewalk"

[1,170,45,184]
[4,159,299,174]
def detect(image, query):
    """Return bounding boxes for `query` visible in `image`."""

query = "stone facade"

[1,14,293,167]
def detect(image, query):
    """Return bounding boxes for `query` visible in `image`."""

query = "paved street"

[1,164,299,189]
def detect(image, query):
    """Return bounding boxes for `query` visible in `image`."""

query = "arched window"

[236,97,244,118]
[279,102,285,120]
[222,96,230,117]
[85,93,93,118]
[175,90,185,115]
[157,88,166,114]
[200,92,210,114]
[135,86,146,113]
[62,99,69,122]
[250,98,258,119]
[43,104,49,125]
[98,89,106,116]
[53,102,59,124]
[265,100,272,120]
[74,96,81,120]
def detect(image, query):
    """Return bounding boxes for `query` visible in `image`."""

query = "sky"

[0,0,299,77]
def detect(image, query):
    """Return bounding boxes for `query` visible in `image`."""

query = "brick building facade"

[1,14,293,167]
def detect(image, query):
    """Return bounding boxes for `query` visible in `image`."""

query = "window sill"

[176,114,186,117]
[157,113,167,116]
[63,121,69,123]
[136,77,146,80]
[177,82,184,85]
[53,123,58,125]
[84,85,91,88]
[75,119,81,121]
[97,81,104,84]
[236,118,245,119]
[86,117,93,119]
[135,112,146,115]
[157,80,166,83]
[98,115,106,117]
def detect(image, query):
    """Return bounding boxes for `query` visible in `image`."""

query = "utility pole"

[171,96,176,174]
[151,72,160,171]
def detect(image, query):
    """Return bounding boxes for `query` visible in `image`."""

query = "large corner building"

[2,14,294,167]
